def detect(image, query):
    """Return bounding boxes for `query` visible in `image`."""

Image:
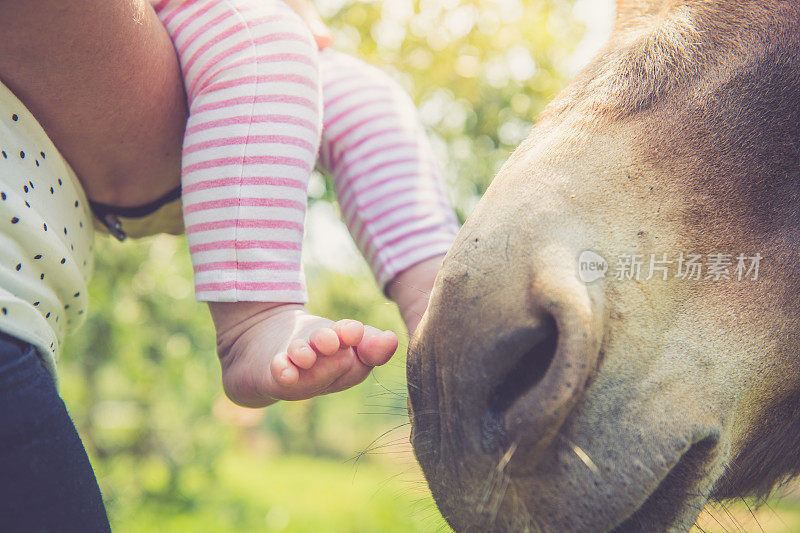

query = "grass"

[104,446,800,533]
[99,436,800,532]
[108,449,451,533]
[693,497,800,533]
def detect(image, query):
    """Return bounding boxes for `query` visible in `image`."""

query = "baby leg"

[154,0,320,302]
[318,50,460,331]
[154,1,397,405]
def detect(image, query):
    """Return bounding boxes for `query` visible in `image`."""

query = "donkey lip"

[610,434,720,532]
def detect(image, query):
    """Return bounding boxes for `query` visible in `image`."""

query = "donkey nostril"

[486,315,559,421]
[480,317,559,453]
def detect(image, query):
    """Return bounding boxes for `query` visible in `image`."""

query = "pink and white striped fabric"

[152,0,458,302]
[317,50,459,289]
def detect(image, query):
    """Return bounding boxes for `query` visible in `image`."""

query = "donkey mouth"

[611,435,720,532]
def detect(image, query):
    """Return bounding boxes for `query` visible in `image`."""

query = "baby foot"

[212,302,398,407]
[270,315,398,392]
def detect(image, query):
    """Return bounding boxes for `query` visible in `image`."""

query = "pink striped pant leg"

[154,0,321,302]
[317,49,459,292]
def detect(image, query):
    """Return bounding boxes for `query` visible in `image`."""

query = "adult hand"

[282,0,334,50]
[0,0,186,207]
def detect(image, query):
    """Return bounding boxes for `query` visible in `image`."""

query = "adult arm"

[0,0,187,207]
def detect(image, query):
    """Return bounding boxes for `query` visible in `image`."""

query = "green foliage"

[62,234,434,531]
[58,0,587,530]
[59,236,227,521]
[113,452,446,532]
[315,0,584,221]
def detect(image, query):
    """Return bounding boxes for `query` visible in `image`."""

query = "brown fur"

[545,2,800,122]
[580,0,800,504]
[410,1,800,531]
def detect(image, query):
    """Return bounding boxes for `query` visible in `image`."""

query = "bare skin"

[0,0,187,207]
[0,0,447,408]
[211,254,443,407]
[0,0,329,207]
[202,3,446,407]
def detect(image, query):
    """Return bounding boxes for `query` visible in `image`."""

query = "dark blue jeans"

[0,332,110,532]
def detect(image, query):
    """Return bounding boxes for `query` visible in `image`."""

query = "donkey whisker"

[497,441,518,473]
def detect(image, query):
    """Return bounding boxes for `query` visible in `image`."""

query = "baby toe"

[287,339,316,369]
[309,327,341,356]
[271,352,299,386]
[356,327,398,367]
[334,319,365,347]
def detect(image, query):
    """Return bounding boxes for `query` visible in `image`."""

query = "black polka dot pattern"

[0,103,94,363]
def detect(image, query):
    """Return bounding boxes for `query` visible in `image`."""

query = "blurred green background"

[57,0,799,531]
